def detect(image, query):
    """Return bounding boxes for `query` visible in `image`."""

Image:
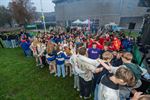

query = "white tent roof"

[105,22,118,26]
[72,19,82,24]
[82,19,92,24]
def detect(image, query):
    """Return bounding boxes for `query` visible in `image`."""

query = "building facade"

[53,0,149,30]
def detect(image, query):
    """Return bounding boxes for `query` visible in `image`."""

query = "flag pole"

[40,0,46,33]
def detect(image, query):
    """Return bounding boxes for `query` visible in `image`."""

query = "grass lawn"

[0,48,84,100]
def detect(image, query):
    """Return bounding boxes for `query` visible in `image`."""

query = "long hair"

[46,41,54,54]
[32,39,40,47]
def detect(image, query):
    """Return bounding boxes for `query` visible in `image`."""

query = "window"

[138,0,150,7]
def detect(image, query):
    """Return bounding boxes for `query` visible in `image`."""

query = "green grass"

[0,48,82,100]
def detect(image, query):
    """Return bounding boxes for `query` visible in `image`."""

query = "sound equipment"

[128,22,136,29]
[142,20,150,45]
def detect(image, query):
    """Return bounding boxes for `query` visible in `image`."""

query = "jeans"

[8,40,12,48]
[79,77,92,97]
[94,84,99,100]
[74,75,80,90]
[3,40,8,48]
[11,39,16,48]
[24,49,31,57]
[0,40,4,48]
[120,96,130,100]
[57,64,65,78]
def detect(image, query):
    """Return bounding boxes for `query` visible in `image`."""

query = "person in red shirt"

[88,38,94,48]
[96,41,103,50]
[99,36,105,46]
[112,37,121,51]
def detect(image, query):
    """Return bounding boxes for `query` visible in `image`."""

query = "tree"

[0,6,12,27]
[9,0,36,26]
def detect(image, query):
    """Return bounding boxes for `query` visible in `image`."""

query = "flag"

[88,18,90,31]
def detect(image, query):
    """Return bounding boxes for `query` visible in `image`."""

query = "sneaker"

[51,70,55,74]
[50,71,53,74]
[40,65,44,68]
[62,75,65,78]
[84,96,90,100]
[79,95,83,99]
[54,73,57,77]
[77,88,80,92]
[36,64,39,67]
[84,95,91,100]
[69,74,72,77]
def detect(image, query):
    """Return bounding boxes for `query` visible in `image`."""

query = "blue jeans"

[94,84,99,100]
[57,64,65,78]
[3,40,8,48]
[24,49,31,57]
[74,75,80,89]
[120,95,130,100]
[11,39,16,48]
[8,40,12,48]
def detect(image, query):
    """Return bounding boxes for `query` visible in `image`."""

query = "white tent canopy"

[72,19,83,24]
[82,19,92,24]
[105,22,118,26]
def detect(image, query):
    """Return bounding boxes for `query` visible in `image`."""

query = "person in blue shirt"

[56,46,70,78]
[46,42,57,75]
[20,39,31,57]
[122,36,133,52]
[54,35,62,44]
[88,42,102,59]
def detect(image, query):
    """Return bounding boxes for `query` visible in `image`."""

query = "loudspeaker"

[142,23,150,45]
[128,22,136,29]
[141,15,150,45]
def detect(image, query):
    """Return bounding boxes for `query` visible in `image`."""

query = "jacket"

[56,51,70,65]
[98,74,119,100]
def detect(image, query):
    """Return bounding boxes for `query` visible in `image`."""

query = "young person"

[111,51,123,67]
[69,45,85,92]
[95,51,144,100]
[20,39,31,57]
[94,51,113,100]
[97,66,136,100]
[120,52,143,100]
[88,42,102,60]
[36,38,46,68]
[64,45,72,77]
[0,35,4,48]
[56,46,70,78]
[77,47,103,99]
[46,41,56,75]
[30,38,39,66]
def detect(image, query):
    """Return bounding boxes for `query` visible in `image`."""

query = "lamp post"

[40,0,46,33]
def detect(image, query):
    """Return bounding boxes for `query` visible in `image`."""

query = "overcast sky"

[0,0,55,12]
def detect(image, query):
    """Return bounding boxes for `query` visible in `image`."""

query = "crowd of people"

[4,27,150,100]
[0,32,33,49]
[0,33,19,48]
